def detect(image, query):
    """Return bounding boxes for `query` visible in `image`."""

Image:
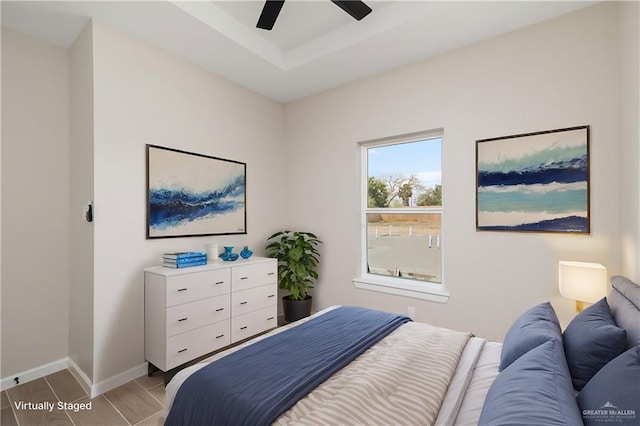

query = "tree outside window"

[364,136,442,284]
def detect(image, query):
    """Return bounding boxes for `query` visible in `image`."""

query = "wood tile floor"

[1,321,289,425]
[1,369,165,425]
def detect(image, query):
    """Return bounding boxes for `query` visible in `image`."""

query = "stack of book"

[163,252,207,268]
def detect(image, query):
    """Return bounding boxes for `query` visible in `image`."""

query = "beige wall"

[68,23,95,381]
[618,1,640,282]
[89,21,286,384]
[284,2,625,340]
[1,28,70,376]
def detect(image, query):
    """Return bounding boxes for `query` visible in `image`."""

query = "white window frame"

[353,130,449,303]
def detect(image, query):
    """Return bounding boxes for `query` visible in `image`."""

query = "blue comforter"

[165,306,411,426]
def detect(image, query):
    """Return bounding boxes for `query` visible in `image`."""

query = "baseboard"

[67,358,93,397]
[90,362,147,398]
[0,358,68,391]
[1,358,148,399]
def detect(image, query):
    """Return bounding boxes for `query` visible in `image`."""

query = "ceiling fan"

[257,0,373,31]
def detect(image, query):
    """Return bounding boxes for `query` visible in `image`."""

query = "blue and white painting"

[147,145,246,238]
[476,126,589,233]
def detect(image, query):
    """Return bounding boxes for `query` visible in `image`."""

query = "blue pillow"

[563,297,627,390]
[499,302,562,371]
[479,339,582,426]
[577,345,640,426]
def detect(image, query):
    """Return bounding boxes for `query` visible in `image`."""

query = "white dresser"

[144,256,277,373]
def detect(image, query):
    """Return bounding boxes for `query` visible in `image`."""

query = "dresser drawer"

[166,269,230,307]
[231,306,277,343]
[231,285,277,317]
[231,261,276,292]
[145,258,277,372]
[166,294,230,338]
[166,320,230,370]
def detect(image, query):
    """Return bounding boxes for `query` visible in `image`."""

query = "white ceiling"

[1,1,597,103]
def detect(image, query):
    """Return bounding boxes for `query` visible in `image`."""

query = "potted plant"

[265,230,322,322]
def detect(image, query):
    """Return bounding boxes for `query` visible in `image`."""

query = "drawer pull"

[215,334,225,339]
[240,301,248,305]
[240,326,248,330]
[240,277,249,280]
[178,317,188,322]
[267,317,275,321]
[177,288,188,292]
[268,294,275,298]
[178,348,188,353]
[215,281,224,285]
[215,308,224,312]
[267,272,275,276]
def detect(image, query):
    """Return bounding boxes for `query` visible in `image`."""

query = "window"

[354,130,449,303]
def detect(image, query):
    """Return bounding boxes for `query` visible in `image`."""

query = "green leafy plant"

[265,230,322,300]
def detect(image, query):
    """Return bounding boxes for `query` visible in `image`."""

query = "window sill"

[353,275,449,303]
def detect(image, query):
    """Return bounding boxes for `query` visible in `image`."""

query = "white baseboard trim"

[90,362,147,398]
[2,358,148,399]
[0,358,68,391]
[67,358,92,397]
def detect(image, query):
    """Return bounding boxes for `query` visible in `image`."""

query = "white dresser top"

[144,256,275,277]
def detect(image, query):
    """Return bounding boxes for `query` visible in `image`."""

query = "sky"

[368,138,442,188]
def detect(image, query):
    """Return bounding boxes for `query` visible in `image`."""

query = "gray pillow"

[608,276,640,349]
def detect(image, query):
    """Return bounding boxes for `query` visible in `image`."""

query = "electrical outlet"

[407,307,416,320]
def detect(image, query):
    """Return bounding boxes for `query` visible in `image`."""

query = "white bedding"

[165,307,502,425]
[454,341,502,425]
[435,337,486,425]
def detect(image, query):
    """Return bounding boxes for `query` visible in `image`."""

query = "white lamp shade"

[558,261,607,303]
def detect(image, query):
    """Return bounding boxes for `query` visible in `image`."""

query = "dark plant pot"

[282,295,312,322]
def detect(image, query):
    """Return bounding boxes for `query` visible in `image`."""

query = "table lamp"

[558,261,607,313]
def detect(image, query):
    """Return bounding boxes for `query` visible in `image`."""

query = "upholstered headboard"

[608,275,640,349]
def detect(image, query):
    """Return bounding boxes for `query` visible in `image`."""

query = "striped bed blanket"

[165,307,471,425]
[275,321,471,425]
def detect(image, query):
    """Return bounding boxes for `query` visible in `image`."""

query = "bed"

[164,275,640,426]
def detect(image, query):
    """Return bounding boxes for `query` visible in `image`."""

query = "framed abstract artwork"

[146,144,246,239]
[476,125,590,233]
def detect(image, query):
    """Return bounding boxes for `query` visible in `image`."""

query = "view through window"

[365,135,442,283]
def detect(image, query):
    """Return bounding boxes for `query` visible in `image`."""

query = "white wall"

[0,24,3,383]
[68,23,95,381]
[1,28,70,376]
[89,21,286,383]
[284,2,623,340]
[618,1,640,282]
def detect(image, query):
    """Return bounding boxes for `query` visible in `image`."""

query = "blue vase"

[240,246,253,259]
[219,246,238,261]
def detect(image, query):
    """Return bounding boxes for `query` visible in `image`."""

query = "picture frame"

[146,144,246,239]
[476,125,590,233]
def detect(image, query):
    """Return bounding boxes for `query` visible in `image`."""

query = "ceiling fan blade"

[330,0,372,21]
[257,0,285,30]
